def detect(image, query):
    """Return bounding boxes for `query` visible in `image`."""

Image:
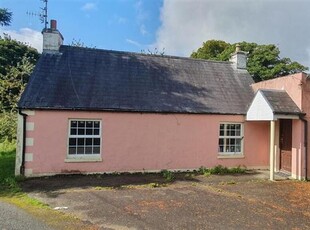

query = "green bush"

[161,170,175,182]
[198,165,246,175]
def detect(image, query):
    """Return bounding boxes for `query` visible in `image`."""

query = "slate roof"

[260,89,302,115]
[19,45,254,114]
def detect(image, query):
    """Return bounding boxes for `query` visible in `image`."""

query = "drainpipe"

[300,115,308,180]
[18,109,27,176]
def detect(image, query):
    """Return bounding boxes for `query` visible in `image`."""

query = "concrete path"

[0,201,51,230]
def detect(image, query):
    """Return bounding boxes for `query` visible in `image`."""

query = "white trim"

[247,91,274,121]
[270,121,276,181]
[23,110,35,116]
[26,122,35,131]
[25,153,33,162]
[65,157,102,163]
[15,113,24,175]
[218,122,244,155]
[217,154,245,159]
[67,119,102,158]
[25,138,34,146]
[24,168,33,176]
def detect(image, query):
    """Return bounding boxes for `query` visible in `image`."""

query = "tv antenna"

[27,0,48,29]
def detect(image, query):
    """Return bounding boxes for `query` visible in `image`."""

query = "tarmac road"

[0,201,51,230]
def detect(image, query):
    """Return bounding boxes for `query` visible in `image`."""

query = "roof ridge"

[59,45,232,64]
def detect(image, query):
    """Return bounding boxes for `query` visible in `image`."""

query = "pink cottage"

[16,20,309,180]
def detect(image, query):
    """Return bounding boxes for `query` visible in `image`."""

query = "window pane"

[71,121,77,127]
[219,138,224,145]
[86,138,92,146]
[86,121,93,128]
[69,147,76,155]
[220,130,224,136]
[219,146,224,152]
[77,147,84,154]
[85,147,93,154]
[78,128,85,135]
[226,129,231,136]
[78,121,85,128]
[69,138,76,146]
[86,129,93,135]
[94,138,100,145]
[94,121,100,128]
[77,138,85,145]
[93,147,100,154]
[94,128,99,135]
[70,128,77,135]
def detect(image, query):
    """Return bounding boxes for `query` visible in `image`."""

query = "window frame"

[66,119,102,161]
[218,122,244,156]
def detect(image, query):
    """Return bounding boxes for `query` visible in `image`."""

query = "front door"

[280,119,292,172]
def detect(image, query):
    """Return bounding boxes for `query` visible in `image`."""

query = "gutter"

[18,109,27,176]
[300,115,308,180]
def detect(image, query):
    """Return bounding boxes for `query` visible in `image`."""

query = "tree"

[0,8,12,26]
[0,35,39,142]
[191,40,229,60]
[191,40,308,82]
[0,35,39,112]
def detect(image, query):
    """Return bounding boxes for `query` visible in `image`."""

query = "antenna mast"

[26,0,48,29]
[41,0,48,29]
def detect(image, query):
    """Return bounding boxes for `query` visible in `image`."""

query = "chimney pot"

[50,20,57,30]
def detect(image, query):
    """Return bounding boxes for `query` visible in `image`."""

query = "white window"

[218,123,243,155]
[68,120,101,157]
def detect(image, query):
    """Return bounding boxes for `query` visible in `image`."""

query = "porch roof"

[246,89,302,121]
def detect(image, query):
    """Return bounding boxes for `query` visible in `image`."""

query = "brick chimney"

[229,44,247,69]
[42,19,64,53]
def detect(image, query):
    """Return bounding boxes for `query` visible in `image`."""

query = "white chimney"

[42,19,64,53]
[229,44,247,69]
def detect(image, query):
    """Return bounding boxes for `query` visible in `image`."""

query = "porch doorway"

[279,119,292,173]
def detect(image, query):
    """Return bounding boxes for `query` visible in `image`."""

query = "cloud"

[0,28,42,52]
[81,2,97,11]
[140,24,148,36]
[134,0,149,36]
[154,0,310,68]
[126,38,142,47]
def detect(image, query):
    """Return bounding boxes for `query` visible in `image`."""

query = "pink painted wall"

[251,72,308,179]
[24,111,269,176]
[251,73,304,109]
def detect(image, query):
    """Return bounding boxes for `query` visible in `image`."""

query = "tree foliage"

[0,8,12,26]
[191,40,308,82]
[0,35,39,142]
[0,35,39,112]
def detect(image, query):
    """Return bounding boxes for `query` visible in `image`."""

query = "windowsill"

[65,157,102,163]
[217,154,244,159]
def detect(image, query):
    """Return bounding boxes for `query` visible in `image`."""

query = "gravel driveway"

[22,171,310,230]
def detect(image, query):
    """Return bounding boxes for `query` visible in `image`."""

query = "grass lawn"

[0,140,98,230]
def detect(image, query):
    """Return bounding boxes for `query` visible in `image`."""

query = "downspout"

[300,115,308,180]
[18,109,27,176]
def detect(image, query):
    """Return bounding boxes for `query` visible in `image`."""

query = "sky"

[1,0,310,69]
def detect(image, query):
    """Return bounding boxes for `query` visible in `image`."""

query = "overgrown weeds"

[0,140,20,195]
[198,165,246,176]
[161,170,175,182]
